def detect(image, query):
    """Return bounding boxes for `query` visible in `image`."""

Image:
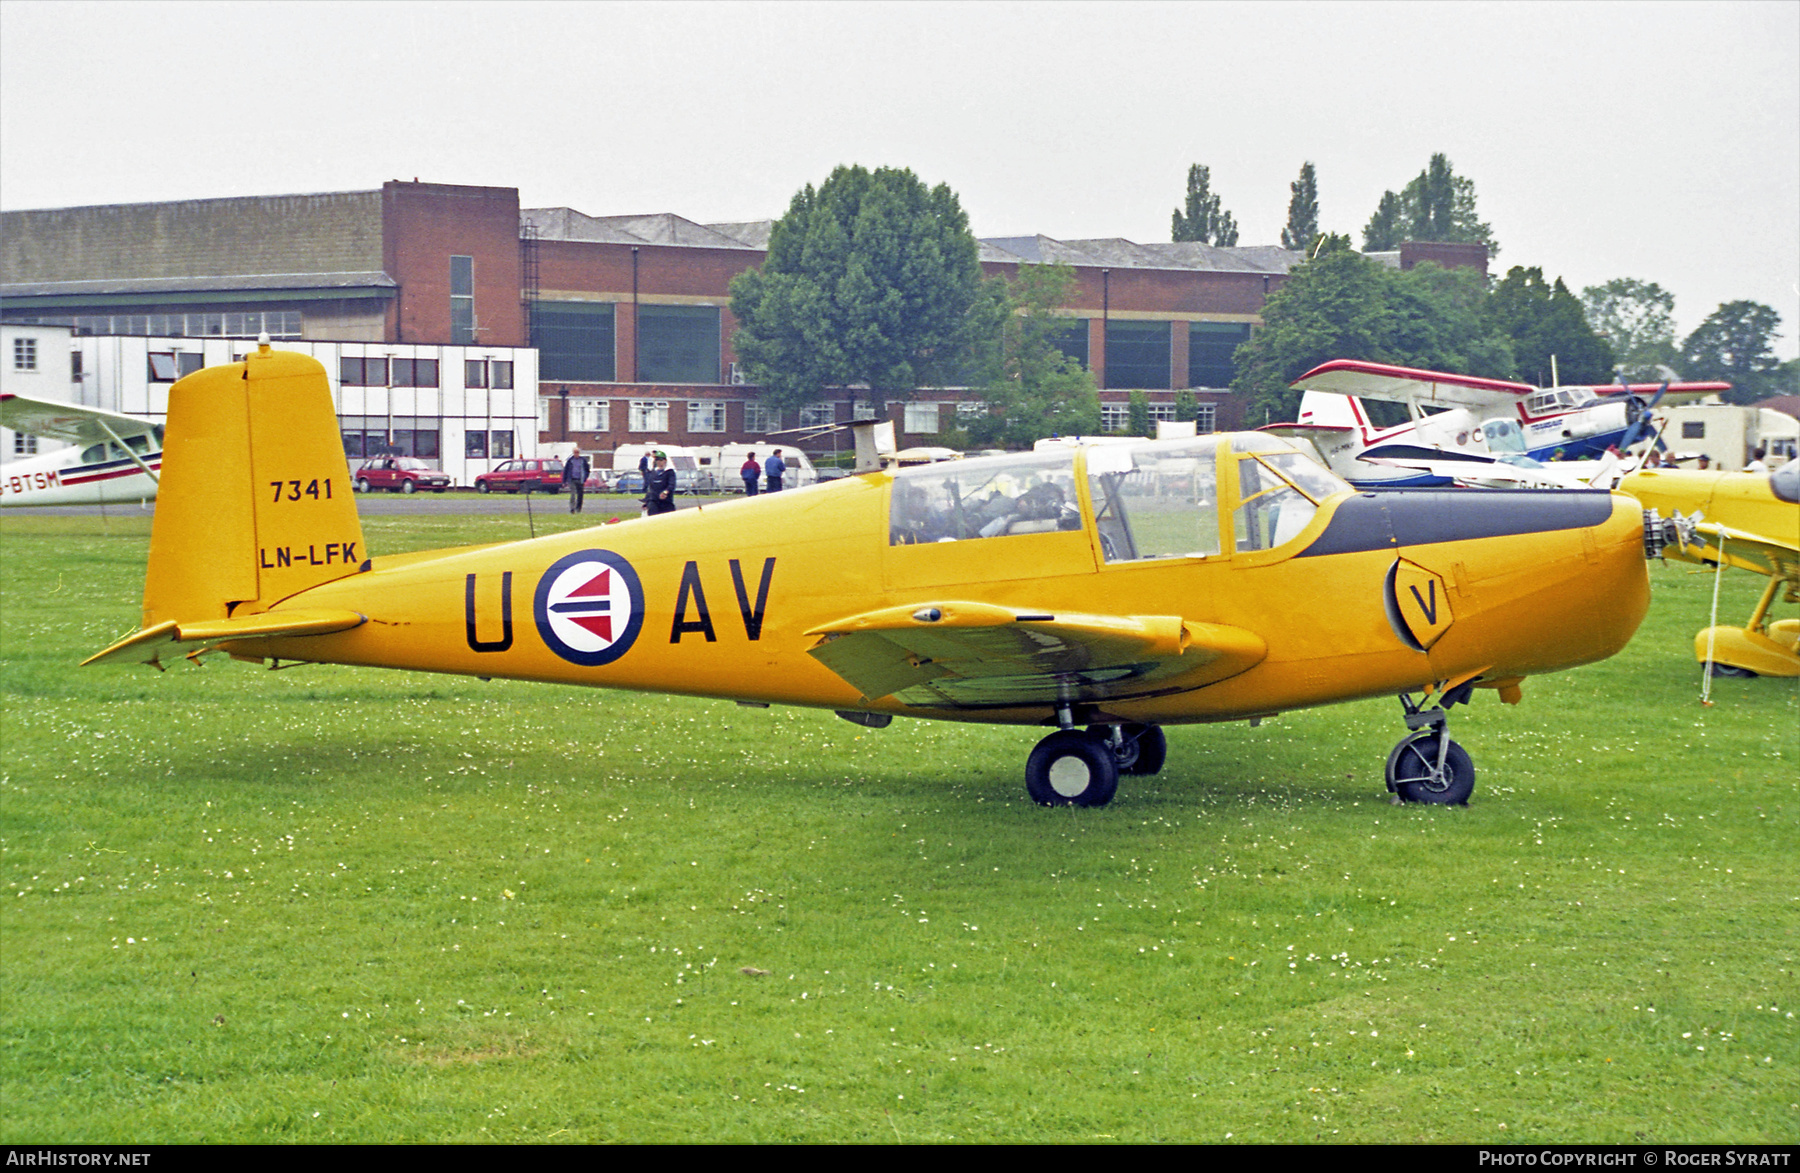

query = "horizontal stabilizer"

[806,601,1265,708]
[83,609,366,667]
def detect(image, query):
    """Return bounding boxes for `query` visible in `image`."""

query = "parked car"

[613,471,644,495]
[474,458,564,494]
[354,457,451,493]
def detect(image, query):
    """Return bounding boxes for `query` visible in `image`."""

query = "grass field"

[1,510,1794,1143]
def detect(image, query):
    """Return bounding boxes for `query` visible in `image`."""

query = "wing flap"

[1669,524,1799,583]
[83,609,366,667]
[806,601,1266,708]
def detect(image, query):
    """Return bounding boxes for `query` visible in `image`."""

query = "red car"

[354,457,451,493]
[474,458,565,494]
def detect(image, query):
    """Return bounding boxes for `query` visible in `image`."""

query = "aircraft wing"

[1360,444,1614,489]
[1289,360,1537,412]
[1664,522,1799,584]
[806,600,1266,709]
[0,393,160,447]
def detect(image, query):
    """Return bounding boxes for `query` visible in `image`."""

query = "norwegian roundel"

[533,550,645,667]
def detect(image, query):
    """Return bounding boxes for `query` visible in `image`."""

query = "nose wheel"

[1386,691,1476,805]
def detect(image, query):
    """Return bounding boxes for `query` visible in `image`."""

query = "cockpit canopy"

[888,435,1351,559]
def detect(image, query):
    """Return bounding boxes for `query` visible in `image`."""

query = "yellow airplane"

[1621,464,1800,677]
[87,345,1659,807]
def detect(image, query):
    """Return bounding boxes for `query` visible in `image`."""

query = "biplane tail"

[85,342,368,667]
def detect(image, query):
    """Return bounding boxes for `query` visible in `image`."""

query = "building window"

[956,401,989,420]
[1148,403,1176,423]
[1681,421,1705,439]
[393,358,440,388]
[1188,321,1251,389]
[571,398,609,432]
[532,302,615,382]
[799,401,836,428]
[450,256,476,345]
[904,402,940,434]
[490,431,514,459]
[70,351,82,382]
[341,357,389,386]
[637,304,721,384]
[1105,320,1171,390]
[12,338,37,371]
[465,430,489,459]
[1048,319,1089,370]
[1194,403,1217,433]
[743,402,778,433]
[630,400,669,432]
[687,400,727,432]
[852,400,878,422]
[465,359,487,388]
[13,433,37,455]
[491,360,514,390]
[1101,404,1131,433]
[148,353,204,382]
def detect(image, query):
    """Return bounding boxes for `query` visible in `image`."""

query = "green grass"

[2,512,1795,1143]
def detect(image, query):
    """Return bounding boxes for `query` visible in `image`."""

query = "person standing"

[764,448,787,493]
[643,450,678,516]
[562,450,590,514]
[741,451,760,496]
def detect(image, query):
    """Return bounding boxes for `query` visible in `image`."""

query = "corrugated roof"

[981,236,1300,274]
[1,271,397,297]
[523,208,760,250]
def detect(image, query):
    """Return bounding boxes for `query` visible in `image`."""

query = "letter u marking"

[465,572,514,652]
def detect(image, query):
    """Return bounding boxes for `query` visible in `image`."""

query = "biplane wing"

[805,601,1266,709]
[1290,360,1729,411]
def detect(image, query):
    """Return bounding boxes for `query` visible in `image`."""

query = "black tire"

[1705,663,1757,679]
[401,479,416,494]
[434,487,446,494]
[1387,734,1475,805]
[1086,723,1167,776]
[355,478,371,493]
[476,481,491,494]
[1026,730,1119,808]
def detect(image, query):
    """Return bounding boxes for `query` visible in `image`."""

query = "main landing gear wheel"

[1087,723,1167,775]
[1705,663,1757,679]
[1026,730,1119,807]
[1386,734,1475,805]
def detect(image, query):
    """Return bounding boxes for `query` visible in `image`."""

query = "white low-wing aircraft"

[0,393,163,506]
[1272,359,1729,490]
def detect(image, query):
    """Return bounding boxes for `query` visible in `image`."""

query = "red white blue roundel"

[533,550,645,667]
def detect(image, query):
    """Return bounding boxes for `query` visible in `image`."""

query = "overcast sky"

[3,0,1795,358]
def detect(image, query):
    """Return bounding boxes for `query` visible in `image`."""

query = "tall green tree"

[1680,301,1787,405]
[1127,390,1152,438]
[1486,266,1614,386]
[1362,153,1497,254]
[1171,164,1239,246]
[1231,245,1406,424]
[1580,278,1680,381]
[730,165,982,411]
[961,263,1100,447]
[1280,162,1319,251]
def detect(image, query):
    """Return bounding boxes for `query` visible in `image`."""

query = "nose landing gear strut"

[1387,685,1476,805]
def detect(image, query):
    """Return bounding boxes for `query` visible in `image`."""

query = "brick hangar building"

[1,180,1488,468]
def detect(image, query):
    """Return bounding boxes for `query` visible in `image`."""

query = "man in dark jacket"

[643,451,678,516]
[764,448,787,493]
[562,451,590,513]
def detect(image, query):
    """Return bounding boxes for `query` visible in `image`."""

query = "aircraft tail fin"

[140,343,365,628]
